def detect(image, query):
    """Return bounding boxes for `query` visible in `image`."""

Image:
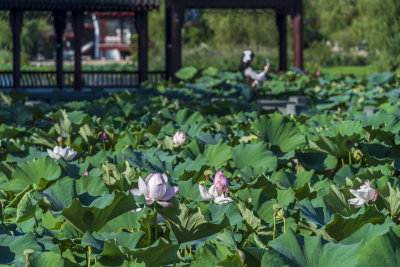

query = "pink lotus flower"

[130,173,178,207]
[348,181,378,208]
[84,171,89,176]
[214,171,229,193]
[173,131,187,146]
[316,71,321,76]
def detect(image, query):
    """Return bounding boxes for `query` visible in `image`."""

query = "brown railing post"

[276,11,287,71]
[291,0,303,70]
[72,10,84,91]
[135,11,149,85]
[10,9,23,89]
[54,11,66,88]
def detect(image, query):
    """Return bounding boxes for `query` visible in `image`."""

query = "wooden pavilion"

[165,0,303,81]
[0,0,159,90]
[1,0,304,90]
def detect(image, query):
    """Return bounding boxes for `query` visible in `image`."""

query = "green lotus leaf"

[10,157,62,191]
[61,191,136,233]
[252,113,306,153]
[175,67,198,80]
[99,237,178,266]
[325,206,385,242]
[157,198,230,243]
[203,140,232,169]
[265,228,364,267]
[232,143,277,180]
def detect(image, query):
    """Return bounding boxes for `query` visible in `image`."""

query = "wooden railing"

[0,71,167,88]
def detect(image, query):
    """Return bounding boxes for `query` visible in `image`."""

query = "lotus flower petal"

[145,199,155,205]
[130,189,141,196]
[214,195,233,205]
[161,186,178,200]
[149,184,167,200]
[138,177,148,196]
[199,184,215,201]
[156,201,173,207]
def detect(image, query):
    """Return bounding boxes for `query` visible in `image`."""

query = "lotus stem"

[341,157,345,167]
[282,215,286,233]
[189,245,192,256]
[67,135,71,148]
[88,246,91,267]
[122,144,129,162]
[153,203,158,242]
[273,211,277,240]
[1,200,5,223]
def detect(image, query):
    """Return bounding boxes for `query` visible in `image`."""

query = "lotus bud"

[57,136,63,146]
[173,131,187,146]
[214,171,229,193]
[100,131,108,142]
[346,140,353,149]
[84,171,89,176]
[316,71,321,77]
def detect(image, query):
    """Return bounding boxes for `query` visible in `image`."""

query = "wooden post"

[291,0,303,70]
[165,0,172,80]
[276,12,287,71]
[135,11,148,85]
[72,10,84,91]
[10,9,22,88]
[169,0,184,82]
[54,11,66,88]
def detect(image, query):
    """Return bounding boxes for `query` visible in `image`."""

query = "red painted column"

[291,0,303,70]
[10,9,23,88]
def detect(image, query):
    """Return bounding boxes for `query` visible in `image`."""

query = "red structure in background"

[44,11,136,59]
[95,12,135,58]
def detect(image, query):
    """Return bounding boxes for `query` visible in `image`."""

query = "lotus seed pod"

[353,149,363,161]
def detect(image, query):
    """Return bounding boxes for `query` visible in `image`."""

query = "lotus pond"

[1,68,400,266]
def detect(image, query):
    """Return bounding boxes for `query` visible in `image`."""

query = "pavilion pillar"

[168,0,184,82]
[10,9,23,88]
[276,12,287,71]
[291,0,303,70]
[72,10,84,91]
[54,11,66,88]
[165,0,171,80]
[135,11,148,85]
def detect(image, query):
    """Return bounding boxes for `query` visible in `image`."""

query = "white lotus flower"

[130,173,178,207]
[348,181,378,208]
[199,184,233,205]
[173,131,187,146]
[47,146,77,161]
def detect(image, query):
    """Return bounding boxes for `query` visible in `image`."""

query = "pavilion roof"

[0,0,159,11]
